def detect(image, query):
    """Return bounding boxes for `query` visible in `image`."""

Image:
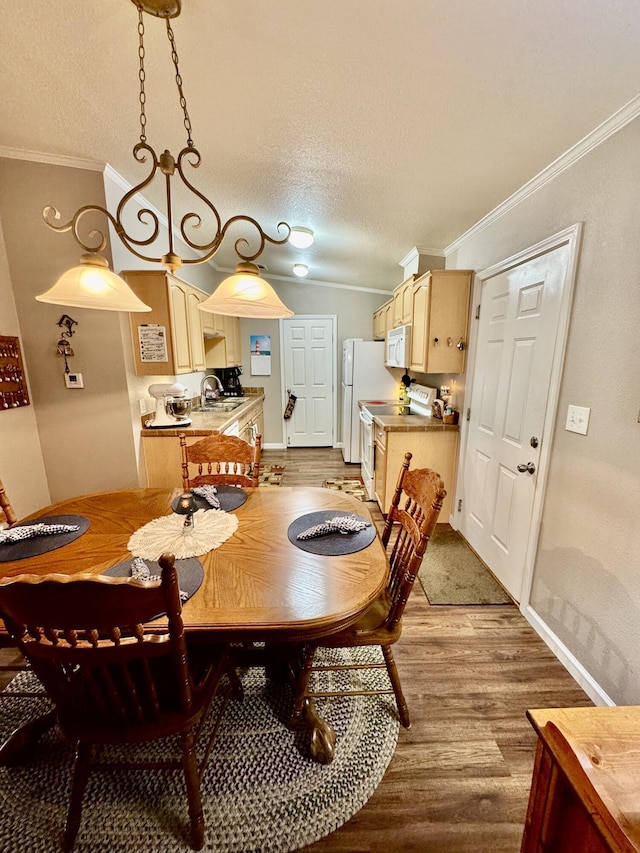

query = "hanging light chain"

[137,6,147,144]
[165,16,193,147]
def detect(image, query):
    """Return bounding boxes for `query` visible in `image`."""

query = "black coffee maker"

[214,366,244,397]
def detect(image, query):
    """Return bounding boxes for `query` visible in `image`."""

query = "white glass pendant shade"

[36,254,152,312]
[293,263,308,277]
[288,227,314,249]
[199,262,294,318]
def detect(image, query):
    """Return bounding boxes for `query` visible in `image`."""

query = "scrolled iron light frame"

[43,0,291,275]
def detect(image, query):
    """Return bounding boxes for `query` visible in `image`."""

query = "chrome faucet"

[200,373,224,408]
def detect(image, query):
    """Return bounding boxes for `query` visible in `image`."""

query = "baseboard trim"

[522,604,614,707]
[262,443,286,450]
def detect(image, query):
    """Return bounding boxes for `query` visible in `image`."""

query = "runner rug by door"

[419,527,513,605]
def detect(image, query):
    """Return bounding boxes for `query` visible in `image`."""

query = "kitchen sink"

[193,400,244,413]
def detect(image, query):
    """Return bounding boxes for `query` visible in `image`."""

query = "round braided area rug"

[0,647,398,853]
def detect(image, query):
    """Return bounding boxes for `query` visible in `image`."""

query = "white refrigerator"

[341,339,398,463]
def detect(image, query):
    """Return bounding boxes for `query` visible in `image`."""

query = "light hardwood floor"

[263,447,592,853]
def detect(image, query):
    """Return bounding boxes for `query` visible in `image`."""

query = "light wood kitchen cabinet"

[392,275,417,327]
[124,270,206,376]
[409,270,473,374]
[141,397,264,488]
[373,299,394,341]
[201,310,225,338]
[237,398,264,445]
[373,422,458,518]
[203,314,241,369]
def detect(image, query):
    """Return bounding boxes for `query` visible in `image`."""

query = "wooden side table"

[521,706,640,853]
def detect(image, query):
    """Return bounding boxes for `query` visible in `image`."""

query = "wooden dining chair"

[0,552,241,851]
[0,476,37,698]
[0,477,17,527]
[180,432,262,489]
[290,452,446,759]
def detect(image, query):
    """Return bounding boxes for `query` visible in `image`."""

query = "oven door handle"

[359,410,373,426]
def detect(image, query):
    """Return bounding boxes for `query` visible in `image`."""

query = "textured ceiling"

[2,0,640,291]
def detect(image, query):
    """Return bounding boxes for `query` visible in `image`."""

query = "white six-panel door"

[461,240,573,602]
[282,317,334,447]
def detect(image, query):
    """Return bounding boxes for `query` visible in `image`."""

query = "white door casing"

[458,224,582,604]
[281,316,336,448]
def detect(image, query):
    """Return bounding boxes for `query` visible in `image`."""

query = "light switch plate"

[65,372,84,389]
[566,404,590,435]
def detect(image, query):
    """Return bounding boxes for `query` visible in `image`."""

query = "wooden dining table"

[0,485,389,762]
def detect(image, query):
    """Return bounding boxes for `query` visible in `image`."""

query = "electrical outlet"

[139,399,147,416]
[565,404,590,435]
[64,372,84,389]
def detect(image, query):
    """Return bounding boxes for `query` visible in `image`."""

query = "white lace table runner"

[127,509,238,560]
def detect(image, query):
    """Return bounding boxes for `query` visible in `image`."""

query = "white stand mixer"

[147,383,192,428]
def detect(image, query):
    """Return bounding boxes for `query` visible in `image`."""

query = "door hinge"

[287,435,290,446]
[466,407,471,422]
[457,499,462,512]
[475,304,481,319]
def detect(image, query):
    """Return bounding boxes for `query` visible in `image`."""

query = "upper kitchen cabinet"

[392,275,417,327]
[373,299,393,340]
[203,314,241,369]
[123,270,206,376]
[409,270,473,374]
[201,310,225,338]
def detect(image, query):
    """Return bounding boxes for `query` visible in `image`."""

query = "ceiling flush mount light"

[288,227,314,249]
[292,264,309,278]
[38,0,294,318]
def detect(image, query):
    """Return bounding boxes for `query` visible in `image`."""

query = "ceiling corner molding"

[0,145,104,172]
[444,93,640,256]
[399,246,445,268]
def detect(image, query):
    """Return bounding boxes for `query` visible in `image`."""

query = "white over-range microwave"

[386,324,411,369]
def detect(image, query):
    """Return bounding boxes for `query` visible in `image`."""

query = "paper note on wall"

[138,324,168,363]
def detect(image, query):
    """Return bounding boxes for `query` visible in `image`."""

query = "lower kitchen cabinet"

[373,423,458,518]
[141,398,264,488]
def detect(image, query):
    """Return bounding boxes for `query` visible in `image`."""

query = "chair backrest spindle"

[381,453,446,631]
[0,477,17,527]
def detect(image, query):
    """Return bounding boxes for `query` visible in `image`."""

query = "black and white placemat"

[171,486,248,514]
[0,515,90,563]
[287,511,377,556]
[103,557,204,603]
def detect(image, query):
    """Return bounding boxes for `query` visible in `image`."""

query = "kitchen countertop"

[359,399,459,432]
[372,412,459,432]
[141,392,264,437]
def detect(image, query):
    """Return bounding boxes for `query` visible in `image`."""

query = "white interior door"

[282,316,335,447]
[460,228,580,603]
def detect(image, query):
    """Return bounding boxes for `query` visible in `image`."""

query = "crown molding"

[399,246,445,268]
[0,145,104,172]
[445,93,640,256]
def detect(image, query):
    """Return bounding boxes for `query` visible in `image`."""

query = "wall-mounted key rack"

[0,336,30,410]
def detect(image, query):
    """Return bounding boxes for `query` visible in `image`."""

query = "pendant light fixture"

[37,0,295,319]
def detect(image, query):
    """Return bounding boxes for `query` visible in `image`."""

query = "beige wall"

[0,158,139,503]
[448,116,640,705]
[0,219,50,520]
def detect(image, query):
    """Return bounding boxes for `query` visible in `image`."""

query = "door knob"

[517,462,536,474]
